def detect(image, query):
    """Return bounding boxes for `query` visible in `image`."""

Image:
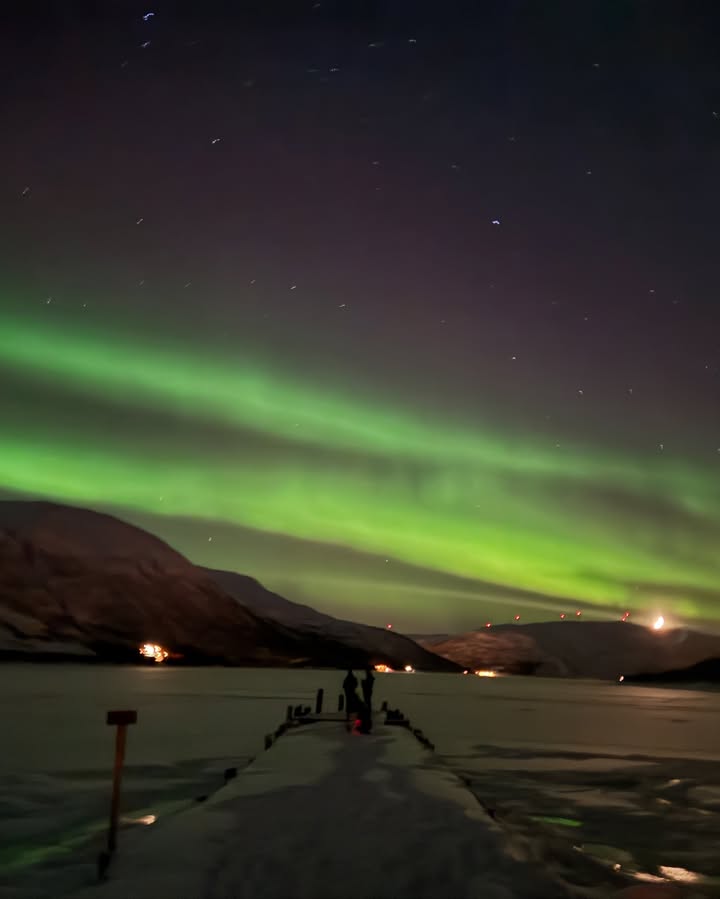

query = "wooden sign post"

[105,710,137,855]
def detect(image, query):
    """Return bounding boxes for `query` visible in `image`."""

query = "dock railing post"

[315,688,324,714]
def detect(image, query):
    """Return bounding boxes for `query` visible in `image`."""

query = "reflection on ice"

[120,814,157,826]
[658,865,700,883]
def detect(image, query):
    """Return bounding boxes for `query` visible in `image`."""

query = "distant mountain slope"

[205,568,459,672]
[0,500,456,671]
[419,620,720,680]
[625,656,720,684]
[0,501,305,665]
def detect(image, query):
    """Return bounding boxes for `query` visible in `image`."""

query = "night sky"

[1,1,719,633]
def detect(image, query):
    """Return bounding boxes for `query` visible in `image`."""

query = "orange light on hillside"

[652,615,665,630]
[485,622,492,628]
[139,643,169,663]
[560,613,566,619]
[374,663,393,673]
[386,623,393,629]
[575,610,582,617]
[514,615,520,621]
[474,669,498,678]
[404,665,415,673]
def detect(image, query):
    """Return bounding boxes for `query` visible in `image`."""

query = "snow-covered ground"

[2,665,720,896]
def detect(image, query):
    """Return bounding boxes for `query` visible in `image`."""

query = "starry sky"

[1,1,719,633]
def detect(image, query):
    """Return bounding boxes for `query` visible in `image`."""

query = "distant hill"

[418,620,720,680]
[624,656,720,685]
[206,568,458,673]
[0,500,457,671]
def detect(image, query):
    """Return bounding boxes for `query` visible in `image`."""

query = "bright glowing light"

[513,614,520,621]
[653,615,665,630]
[560,613,566,619]
[575,610,582,617]
[374,663,392,673]
[474,669,498,677]
[485,622,492,628]
[386,623,393,629]
[404,664,415,673]
[618,675,624,683]
[139,642,169,663]
[463,669,469,675]
[658,866,700,883]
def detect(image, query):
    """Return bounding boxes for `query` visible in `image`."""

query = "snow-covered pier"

[71,711,588,899]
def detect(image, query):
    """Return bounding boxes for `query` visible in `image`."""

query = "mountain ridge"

[0,500,457,671]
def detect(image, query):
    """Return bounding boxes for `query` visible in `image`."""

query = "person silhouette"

[342,669,358,720]
[361,667,375,711]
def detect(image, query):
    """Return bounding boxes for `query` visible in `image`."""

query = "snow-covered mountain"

[205,567,458,672]
[418,620,720,680]
[0,500,457,671]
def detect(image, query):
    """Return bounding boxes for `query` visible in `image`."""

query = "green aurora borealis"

[1,311,719,630]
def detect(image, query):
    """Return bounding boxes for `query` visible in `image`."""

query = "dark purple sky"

[1,1,719,631]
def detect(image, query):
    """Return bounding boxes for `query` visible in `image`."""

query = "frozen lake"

[3,665,720,893]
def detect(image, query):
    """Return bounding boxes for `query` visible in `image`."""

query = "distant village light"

[653,615,665,630]
[139,643,169,663]
[514,615,520,621]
